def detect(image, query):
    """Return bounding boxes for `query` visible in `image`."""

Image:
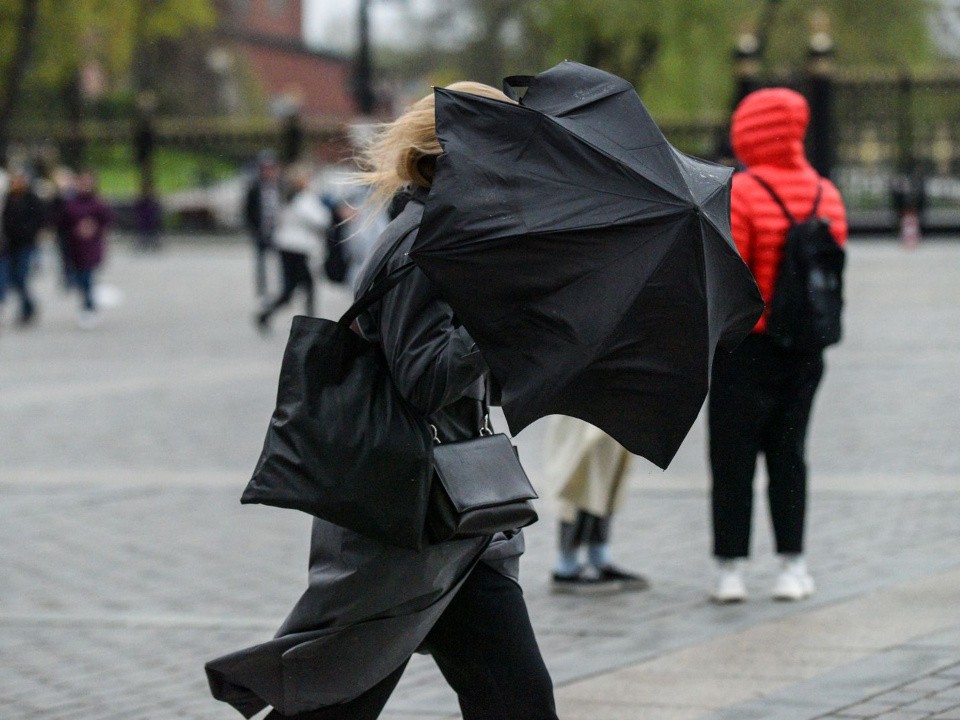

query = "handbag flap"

[432,434,538,513]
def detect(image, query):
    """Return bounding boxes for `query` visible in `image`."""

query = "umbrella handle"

[502,75,534,103]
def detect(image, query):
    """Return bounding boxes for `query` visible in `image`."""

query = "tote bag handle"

[338,261,416,329]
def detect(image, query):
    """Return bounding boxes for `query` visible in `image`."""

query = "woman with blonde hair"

[206,82,558,720]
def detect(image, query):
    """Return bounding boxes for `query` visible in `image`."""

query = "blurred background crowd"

[0,0,958,330]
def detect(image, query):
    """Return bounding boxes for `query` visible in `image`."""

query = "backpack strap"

[748,173,824,224]
[746,172,796,225]
[809,180,824,218]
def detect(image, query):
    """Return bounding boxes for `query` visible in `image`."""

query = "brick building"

[217,0,358,120]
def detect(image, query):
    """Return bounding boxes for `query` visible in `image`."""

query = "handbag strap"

[432,387,493,446]
[338,219,422,329]
[338,261,416,329]
[479,390,493,436]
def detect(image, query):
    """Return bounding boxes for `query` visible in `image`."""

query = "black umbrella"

[411,62,763,469]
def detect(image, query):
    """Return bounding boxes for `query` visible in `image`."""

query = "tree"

[0,0,215,161]
[0,0,39,161]
[406,0,936,124]
[535,0,936,120]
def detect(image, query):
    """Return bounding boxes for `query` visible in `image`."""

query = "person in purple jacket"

[60,169,112,328]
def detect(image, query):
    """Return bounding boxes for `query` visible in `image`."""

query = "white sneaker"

[772,557,815,601]
[712,560,747,603]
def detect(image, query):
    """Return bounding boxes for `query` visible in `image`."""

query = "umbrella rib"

[544,115,692,203]
[520,166,691,210]
[429,208,694,247]
[700,180,728,205]
[522,209,691,238]
[699,211,732,242]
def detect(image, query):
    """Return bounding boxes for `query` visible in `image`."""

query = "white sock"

[781,555,807,574]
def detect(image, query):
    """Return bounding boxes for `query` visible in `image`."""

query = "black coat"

[206,192,524,718]
[243,180,280,247]
[1,189,44,256]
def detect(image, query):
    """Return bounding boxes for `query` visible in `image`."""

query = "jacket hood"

[731,88,809,169]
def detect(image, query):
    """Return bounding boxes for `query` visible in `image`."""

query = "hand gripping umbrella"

[411,61,763,469]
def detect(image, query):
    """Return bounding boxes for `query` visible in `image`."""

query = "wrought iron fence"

[9,68,960,234]
[832,70,960,232]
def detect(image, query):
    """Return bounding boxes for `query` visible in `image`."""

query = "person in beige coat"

[543,416,648,593]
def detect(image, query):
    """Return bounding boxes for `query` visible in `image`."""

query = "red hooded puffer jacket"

[730,87,848,333]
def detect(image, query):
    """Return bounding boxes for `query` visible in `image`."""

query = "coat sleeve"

[822,179,848,247]
[298,194,332,233]
[376,262,488,417]
[244,185,259,232]
[98,200,113,233]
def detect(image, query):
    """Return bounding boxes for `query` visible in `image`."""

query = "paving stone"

[901,678,960,694]
[2,239,960,719]
[835,701,897,717]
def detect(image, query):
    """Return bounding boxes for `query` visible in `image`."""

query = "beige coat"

[543,416,632,523]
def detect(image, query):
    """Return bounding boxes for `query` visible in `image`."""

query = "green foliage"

[0,0,215,93]
[89,143,238,199]
[428,0,938,123]
[760,0,935,70]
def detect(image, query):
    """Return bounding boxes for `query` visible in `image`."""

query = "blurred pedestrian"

[1,168,45,326]
[544,416,648,594]
[890,170,926,249]
[319,193,350,286]
[243,151,281,298]
[709,88,847,603]
[256,164,331,331]
[341,189,388,290]
[50,166,77,289]
[0,166,7,328]
[133,180,163,251]
[207,82,558,720]
[60,169,112,329]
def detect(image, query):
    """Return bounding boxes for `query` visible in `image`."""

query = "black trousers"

[260,250,315,320]
[253,236,271,297]
[709,333,824,559]
[559,511,612,551]
[267,562,557,720]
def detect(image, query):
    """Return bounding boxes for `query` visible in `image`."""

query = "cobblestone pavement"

[820,662,960,720]
[1,236,958,720]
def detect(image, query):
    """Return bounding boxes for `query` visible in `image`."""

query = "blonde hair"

[354,81,515,213]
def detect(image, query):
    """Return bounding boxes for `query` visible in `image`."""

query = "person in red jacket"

[709,88,847,603]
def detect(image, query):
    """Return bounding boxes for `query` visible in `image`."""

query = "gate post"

[280,111,304,165]
[718,28,764,164]
[61,71,86,169]
[734,29,763,107]
[891,73,925,244]
[806,11,835,179]
[133,91,157,190]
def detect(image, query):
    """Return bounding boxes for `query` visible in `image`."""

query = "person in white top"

[256,164,332,332]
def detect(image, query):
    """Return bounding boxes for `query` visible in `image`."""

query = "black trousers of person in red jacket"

[709,333,825,559]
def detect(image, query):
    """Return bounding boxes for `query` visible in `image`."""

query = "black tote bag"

[241,261,435,551]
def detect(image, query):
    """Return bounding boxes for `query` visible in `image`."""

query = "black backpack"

[749,174,845,352]
[321,197,350,284]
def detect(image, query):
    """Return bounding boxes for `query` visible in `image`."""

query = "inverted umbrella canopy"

[411,61,763,469]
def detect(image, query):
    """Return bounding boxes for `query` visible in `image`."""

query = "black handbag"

[242,247,539,550]
[241,259,434,551]
[427,411,539,543]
